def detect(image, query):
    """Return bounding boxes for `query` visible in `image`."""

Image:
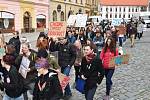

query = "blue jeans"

[3,94,24,100]
[118,37,124,47]
[105,69,115,95]
[61,66,72,96]
[85,86,97,100]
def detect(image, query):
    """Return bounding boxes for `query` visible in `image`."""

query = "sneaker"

[103,95,110,100]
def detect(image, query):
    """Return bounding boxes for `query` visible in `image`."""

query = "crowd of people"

[0,16,145,100]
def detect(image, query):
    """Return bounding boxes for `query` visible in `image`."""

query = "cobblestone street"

[70,30,150,100]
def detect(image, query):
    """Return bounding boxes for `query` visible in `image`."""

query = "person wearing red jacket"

[100,37,118,100]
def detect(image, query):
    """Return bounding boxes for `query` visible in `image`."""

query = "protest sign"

[109,54,130,68]
[111,19,122,26]
[67,15,77,26]
[48,21,66,38]
[75,14,88,27]
[58,72,70,91]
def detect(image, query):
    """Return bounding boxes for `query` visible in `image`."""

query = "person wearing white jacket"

[137,22,144,40]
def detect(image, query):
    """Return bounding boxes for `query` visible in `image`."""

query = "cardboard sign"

[67,15,77,26]
[109,54,130,68]
[75,14,88,27]
[48,21,66,38]
[58,72,70,91]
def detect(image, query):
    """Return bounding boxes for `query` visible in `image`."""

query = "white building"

[99,0,149,21]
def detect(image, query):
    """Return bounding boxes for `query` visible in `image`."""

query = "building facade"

[0,0,49,33]
[99,0,149,21]
[50,0,86,22]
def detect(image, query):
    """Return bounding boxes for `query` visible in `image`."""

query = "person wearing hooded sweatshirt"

[33,58,63,100]
[80,44,105,100]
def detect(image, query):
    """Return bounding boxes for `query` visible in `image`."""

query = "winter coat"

[0,66,24,98]
[93,36,104,51]
[80,57,105,90]
[8,37,21,54]
[49,42,76,67]
[33,69,63,100]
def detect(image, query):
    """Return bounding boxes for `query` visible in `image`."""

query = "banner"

[67,15,77,26]
[109,54,130,68]
[48,21,66,38]
[75,14,88,27]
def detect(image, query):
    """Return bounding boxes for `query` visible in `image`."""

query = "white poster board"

[75,14,88,27]
[67,15,77,26]
[112,19,122,26]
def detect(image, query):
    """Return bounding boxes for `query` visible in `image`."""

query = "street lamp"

[64,0,66,21]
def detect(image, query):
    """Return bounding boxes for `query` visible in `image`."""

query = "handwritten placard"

[48,21,66,38]
[67,15,77,26]
[75,14,88,27]
[109,54,130,68]
[57,72,70,91]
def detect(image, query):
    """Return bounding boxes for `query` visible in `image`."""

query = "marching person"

[33,58,63,100]
[80,44,105,100]
[15,42,37,100]
[0,55,25,100]
[100,37,118,100]
[49,37,76,99]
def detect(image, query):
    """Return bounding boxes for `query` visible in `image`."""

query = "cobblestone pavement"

[70,31,150,100]
[2,30,150,100]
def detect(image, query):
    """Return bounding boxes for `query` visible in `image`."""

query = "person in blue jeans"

[49,37,76,99]
[80,44,104,100]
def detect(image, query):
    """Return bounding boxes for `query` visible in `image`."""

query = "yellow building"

[50,0,86,22]
[0,0,49,33]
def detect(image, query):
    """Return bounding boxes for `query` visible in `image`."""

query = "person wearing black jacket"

[80,44,105,100]
[49,37,76,99]
[33,58,63,100]
[8,31,21,54]
[0,55,24,100]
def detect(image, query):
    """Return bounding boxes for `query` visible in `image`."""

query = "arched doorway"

[23,11,32,32]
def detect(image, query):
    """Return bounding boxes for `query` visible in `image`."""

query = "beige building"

[49,0,99,22]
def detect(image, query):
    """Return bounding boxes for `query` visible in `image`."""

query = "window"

[36,14,46,28]
[106,7,108,12]
[110,8,112,12]
[123,14,125,18]
[119,14,121,18]
[128,14,130,18]
[115,14,117,18]
[116,8,117,12]
[120,7,121,12]
[132,8,134,12]
[81,0,83,4]
[124,8,126,12]
[106,14,108,18]
[129,8,130,12]
[110,14,112,18]
[53,10,57,21]
[135,8,138,12]
[76,0,77,3]
[60,11,64,21]
[0,11,15,33]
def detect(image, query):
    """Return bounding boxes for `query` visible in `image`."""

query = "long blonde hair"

[0,35,5,48]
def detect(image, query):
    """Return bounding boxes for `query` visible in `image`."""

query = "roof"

[100,0,149,6]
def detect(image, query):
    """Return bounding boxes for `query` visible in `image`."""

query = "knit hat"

[35,58,50,69]
[37,49,48,58]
